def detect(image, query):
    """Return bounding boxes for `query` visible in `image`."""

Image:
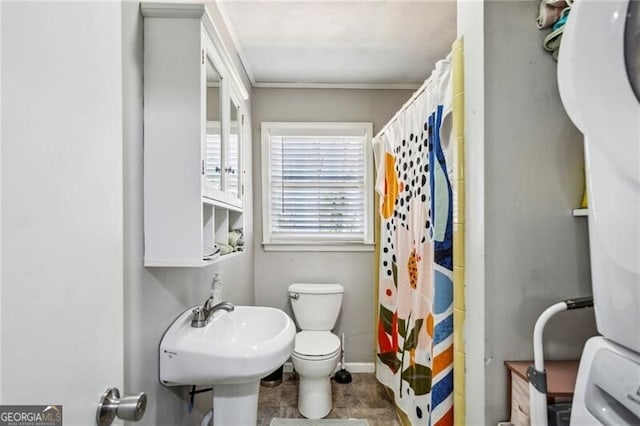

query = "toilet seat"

[293,331,340,360]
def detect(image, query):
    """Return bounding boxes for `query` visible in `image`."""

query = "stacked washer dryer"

[557,0,640,424]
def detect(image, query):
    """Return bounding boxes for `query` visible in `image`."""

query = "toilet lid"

[294,331,340,357]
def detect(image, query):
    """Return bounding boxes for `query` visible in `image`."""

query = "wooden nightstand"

[504,360,579,425]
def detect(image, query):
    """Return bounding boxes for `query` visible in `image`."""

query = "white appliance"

[557,0,640,424]
[288,283,344,419]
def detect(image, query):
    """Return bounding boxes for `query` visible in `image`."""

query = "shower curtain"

[373,58,454,426]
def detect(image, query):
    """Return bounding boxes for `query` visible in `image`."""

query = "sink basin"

[160,305,295,386]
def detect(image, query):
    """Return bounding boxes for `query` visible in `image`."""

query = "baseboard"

[282,362,375,374]
[341,362,375,373]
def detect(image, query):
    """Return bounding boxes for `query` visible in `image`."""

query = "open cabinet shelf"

[144,251,244,268]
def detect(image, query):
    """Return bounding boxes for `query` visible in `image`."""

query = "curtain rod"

[374,52,453,142]
[373,74,433,142]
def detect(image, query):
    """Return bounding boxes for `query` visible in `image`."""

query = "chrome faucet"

[191,298,235,328]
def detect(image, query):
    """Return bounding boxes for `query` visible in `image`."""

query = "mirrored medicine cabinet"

[142,3,248,267]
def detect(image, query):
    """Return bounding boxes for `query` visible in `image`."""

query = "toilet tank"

[288,283,343,331]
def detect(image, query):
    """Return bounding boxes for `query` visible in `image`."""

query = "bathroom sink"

[159,305,295,386]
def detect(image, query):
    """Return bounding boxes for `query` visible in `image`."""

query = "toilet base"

[298,375,332,419]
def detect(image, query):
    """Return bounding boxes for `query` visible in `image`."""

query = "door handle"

[96,387,147,426]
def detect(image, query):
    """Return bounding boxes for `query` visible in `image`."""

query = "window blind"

[268,134,366,241]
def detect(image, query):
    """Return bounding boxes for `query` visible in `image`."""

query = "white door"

[1,2,130,424]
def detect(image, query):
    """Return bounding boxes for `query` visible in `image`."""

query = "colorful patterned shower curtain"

[373,58,454,426]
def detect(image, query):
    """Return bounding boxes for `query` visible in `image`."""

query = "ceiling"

[217,0,457,89]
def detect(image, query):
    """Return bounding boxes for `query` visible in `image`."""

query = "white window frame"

[261,122,374,252]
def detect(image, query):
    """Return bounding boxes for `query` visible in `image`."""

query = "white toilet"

[288,283,343,419]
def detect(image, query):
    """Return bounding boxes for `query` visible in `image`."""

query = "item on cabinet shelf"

[543,24,566,61]
[538,0,572,61]
[211,273,222,305]
[218,244,234,255]
[537,0,572,29]
[229,228,244,251]
[580,190,588,208]
[203,245,221,261]
[580,168,588,208]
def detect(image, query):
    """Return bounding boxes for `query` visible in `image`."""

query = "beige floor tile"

[257,407,281,425]
[280,407,304,419]
[325,408,350,419]
[331,380,350,408]
[258,373,397,424]
[279,385,298,408]
[258,385,283,408]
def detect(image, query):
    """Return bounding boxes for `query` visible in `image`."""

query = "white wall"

[483,2,595,423]
[122,3,255,425]
[459,1,597,424]
[252,88,412,363]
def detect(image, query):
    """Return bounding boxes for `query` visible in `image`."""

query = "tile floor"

[257,373,400,426]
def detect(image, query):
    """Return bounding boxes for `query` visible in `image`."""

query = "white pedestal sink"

[159,305,295,425]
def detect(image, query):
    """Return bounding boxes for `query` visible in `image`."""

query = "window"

[261,122,374,251]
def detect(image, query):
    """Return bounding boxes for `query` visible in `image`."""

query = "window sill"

[262,242,375,252]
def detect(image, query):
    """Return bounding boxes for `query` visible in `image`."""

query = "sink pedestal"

[213,381,260,425]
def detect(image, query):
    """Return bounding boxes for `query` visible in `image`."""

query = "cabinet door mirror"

[228,98,242,203]
[205,57,223,193]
